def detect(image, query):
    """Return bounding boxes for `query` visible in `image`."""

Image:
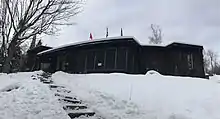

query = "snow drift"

[53,71,220,119]
[0,72,69,119]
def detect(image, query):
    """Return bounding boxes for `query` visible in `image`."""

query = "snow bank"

[0,73,21,92]
[210,75,220,83]
[53,71,220,119]
[0,72,69,119]
[0,82,20,92]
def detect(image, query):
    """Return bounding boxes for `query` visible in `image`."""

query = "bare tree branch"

[204,49,219,74]
[4,0,18,33]
[0,0,83,73]
[149,24,162,44]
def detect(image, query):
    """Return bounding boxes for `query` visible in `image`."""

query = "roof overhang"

[37,36,140,56]
[27,46,52,54]
[37,36,204,56]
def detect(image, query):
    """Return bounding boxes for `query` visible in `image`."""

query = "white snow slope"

[53,71,220,119]
[0,72,69,119]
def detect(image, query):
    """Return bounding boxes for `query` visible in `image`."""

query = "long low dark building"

[33,36,205,78]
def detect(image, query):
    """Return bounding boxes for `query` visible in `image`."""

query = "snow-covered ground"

[53,71,220,119]
[1,71,220,119]
[209,75,220,83]
[0,72,69,119]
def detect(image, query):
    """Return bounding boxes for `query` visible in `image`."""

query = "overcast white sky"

[43,0,220,52]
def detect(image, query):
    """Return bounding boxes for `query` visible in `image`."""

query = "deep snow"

[1,71,220,119]
[0,72,69,119]
[53,72,220,119]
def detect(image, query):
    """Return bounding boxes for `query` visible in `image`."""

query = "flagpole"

[121,28,123,36]
[106,27,109,38]
[89,33,93,40]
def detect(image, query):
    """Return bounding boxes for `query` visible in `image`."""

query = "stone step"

[51,88,71,93]
[49,84,65,89]
[67,109,95,118]
[42,81,52,84]
[39,77,47,81]
[63,104,87,110]
[32,77,37,80]
[55,89,71,93]
[55,93,77,100]
[58,98,81,104]
[40,72,52,78]
[31,75,37,80]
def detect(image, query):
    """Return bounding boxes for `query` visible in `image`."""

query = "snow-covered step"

[32,77,37,80]
[66,109,95,118]
[39,77,47,81]
[40,72,52,78]
[51,88,71,93]
[42,80,52,84]
[60,89,71,93]
[31,75,37,80]
[49,84,65,89]
[55,93,77,100]
[63,104,87,110]
[58,98,81,104]
[56,88,71,93]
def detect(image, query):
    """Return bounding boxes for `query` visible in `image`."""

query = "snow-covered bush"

[145,70,161,75]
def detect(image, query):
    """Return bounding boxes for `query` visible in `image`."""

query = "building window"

[105,49,116,69]
[187,53,193,69]
[86,51,95,70]
[117,48,127,70]
[56,57,60,70]
[41,63,50,70]
[175,65,178,74]
[95,50,105,70]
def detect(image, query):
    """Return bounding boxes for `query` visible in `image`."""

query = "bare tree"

[205,49,219,74]
[148,24,162,44]
[0,0,7,58]
[203,51,210,74]
[29,35,37,50]
[0,0,82,73]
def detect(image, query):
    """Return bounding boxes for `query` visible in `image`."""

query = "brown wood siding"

[37,38,205,78]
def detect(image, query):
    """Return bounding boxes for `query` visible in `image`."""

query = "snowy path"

[38,72,106,119]
[53,72,153,119]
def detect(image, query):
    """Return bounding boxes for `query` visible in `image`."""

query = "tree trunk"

[2,40,17,73]
[19,55,26,72]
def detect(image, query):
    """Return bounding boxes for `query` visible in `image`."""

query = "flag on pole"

[106,27,109,38]
[89,33,93,40]
[121,28,123,36]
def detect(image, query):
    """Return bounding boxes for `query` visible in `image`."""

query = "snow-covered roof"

[141,41,203,48]
[166,42,203,47]
[38,36,203,55]
[38,36,141,55]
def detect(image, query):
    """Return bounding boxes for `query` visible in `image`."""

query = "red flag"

[89,33,93,40]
